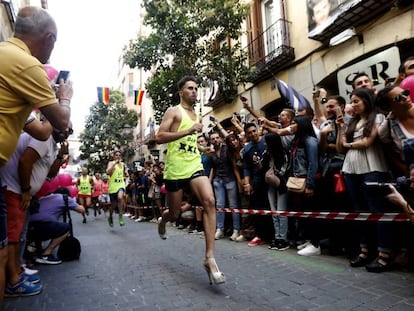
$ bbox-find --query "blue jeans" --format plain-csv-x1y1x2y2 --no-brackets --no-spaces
268,186,288,241
344,171,393,253
0,179,7,248
213,179,240,231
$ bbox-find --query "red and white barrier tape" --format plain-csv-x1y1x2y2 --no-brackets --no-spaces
216,208,410,222
126,205,410,222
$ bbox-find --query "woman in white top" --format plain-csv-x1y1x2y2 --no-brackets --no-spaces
337,88,393,273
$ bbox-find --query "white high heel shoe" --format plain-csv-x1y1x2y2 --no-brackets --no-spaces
158,217,167,240
203,257,225,285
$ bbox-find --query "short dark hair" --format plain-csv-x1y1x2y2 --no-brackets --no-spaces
352,72,370,89
243,122,257,133
177,76,197,91
399,56,414,75
328,95,346,108
375,85,395,112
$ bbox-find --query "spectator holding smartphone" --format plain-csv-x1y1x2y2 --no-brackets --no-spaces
0,6,72,301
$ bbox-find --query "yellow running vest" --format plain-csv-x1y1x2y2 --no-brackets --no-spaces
78,175,92,195
109,163,126,194
164,105,203,180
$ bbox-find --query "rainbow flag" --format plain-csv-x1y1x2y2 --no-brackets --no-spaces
97,87,110,105
134,90,145,106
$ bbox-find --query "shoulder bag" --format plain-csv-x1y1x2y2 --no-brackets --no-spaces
57,194,81,261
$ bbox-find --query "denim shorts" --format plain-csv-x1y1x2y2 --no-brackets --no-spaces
27,221,70,241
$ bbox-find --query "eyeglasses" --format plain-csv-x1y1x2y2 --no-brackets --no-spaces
393,89,410,103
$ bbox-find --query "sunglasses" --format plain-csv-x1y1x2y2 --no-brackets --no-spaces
393,89,410,103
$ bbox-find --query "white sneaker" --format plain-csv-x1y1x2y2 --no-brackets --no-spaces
229,230,239,241
297,241,311,250
24,266,39,275
235,234,246,242
215,229,224,240
297,244,321,256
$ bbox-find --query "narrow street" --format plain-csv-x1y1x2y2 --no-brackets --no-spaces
4,212,414,311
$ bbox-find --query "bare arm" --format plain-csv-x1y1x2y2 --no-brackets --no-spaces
24,119,53,141
313,88,328,123
106,160,117,176
19,147,40,210
242,99,262,120
47,141,69,179
342,123,380,150
386,185,414,223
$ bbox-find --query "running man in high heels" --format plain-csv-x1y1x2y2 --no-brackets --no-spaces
155,76,225,285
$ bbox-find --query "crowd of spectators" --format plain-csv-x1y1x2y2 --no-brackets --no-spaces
123,65,414,275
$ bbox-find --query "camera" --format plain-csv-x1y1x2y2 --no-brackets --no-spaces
364,176,411,195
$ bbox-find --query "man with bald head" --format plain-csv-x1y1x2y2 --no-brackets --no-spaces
0,6,72,300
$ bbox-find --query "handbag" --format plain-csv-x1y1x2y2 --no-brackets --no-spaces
286,177,307,193
147,184,155,199
57,194,81,261
265,167,280,188
333,173,346,193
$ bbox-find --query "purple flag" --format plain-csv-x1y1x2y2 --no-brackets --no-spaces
276,79,311,111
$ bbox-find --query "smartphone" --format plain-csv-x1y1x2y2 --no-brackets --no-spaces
240,95,248,102
56,70,70,84
334,106,343,119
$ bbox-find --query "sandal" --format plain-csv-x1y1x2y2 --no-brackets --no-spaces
365,255,392,273
350,251,369,267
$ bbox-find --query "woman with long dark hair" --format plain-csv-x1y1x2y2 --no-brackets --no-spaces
337,87,392,272
289,115,320,256
264,133,290,251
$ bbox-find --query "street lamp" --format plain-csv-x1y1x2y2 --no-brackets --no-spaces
122,124,133,167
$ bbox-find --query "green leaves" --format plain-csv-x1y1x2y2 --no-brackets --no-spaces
123,0,252,123
79,90,138,173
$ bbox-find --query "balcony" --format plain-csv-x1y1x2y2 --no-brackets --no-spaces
248,18,295,83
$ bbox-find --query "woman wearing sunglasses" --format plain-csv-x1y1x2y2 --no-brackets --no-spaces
377,86,414,176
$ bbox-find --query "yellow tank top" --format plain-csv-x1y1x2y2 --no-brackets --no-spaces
109,163,126,193
78,175,92,195
164,105,203,180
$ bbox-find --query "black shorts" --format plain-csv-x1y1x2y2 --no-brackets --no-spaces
164,170,205,192
109,188,125,204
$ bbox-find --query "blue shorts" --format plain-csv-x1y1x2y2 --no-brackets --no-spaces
27,221,70,242
0,180,8,248
101,194,111,203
